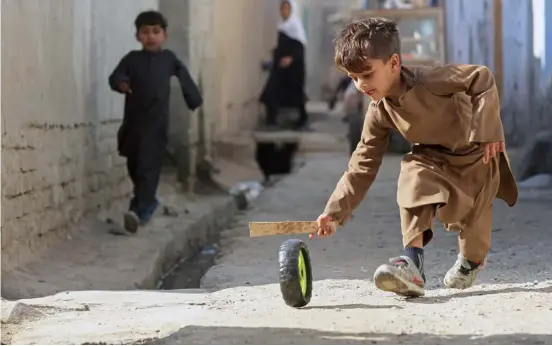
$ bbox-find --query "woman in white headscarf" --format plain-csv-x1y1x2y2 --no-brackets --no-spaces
260,0,309,129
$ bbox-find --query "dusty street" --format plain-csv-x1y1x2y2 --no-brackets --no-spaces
4,128,552,344
193,152,552,344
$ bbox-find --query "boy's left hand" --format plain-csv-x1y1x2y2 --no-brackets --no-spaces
482,142,506,164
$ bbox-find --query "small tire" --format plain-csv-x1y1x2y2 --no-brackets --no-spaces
278,239,313,308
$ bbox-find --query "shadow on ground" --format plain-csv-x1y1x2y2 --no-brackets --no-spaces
403,283,552,305
160,281,552,305
139,325,552,345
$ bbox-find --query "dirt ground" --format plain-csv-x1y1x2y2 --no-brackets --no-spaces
3,109,552,345
192,151,552,345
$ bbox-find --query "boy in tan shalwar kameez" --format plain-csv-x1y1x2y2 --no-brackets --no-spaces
313,18,518,297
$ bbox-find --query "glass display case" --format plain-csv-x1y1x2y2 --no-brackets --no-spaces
327,6,446,154
330,7,445,65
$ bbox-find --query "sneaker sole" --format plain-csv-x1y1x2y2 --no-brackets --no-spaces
443,273,478,290
124,213,139,233
374,267,425,297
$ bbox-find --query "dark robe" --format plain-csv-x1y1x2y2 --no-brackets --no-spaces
108,49,202,216
109,49,202,158
260,32,306,125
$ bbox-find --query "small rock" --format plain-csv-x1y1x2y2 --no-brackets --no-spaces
516,130,552,181
518,174,552,189
162,206,179,217
1,301,46,324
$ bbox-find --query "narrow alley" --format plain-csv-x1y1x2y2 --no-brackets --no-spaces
4,107,552,345
3,0,552,344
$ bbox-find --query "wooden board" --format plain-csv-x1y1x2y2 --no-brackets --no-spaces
249,221,318,237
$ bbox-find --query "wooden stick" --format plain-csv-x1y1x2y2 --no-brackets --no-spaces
249,221,318,238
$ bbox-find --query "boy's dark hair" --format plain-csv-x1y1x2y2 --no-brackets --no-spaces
134,10,168,32
334,18,401,73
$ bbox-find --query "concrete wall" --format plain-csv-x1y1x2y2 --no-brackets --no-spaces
1,0,158,271
160,0,281,173
538,0,552,88
444,0,494,68
297,0,362,101
501,0,536,144
184,0,280,161
444,0,539,145
209,0,280,139
1,0,281,272
160,0,191,161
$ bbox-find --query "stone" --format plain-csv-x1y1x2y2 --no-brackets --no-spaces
516,130,552,181
518,174,552,189
1,299,45,325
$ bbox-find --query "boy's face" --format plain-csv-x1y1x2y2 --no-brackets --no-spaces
346,54,401,101
136,25,166,51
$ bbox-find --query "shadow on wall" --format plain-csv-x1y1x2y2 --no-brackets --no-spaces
142,325,552,344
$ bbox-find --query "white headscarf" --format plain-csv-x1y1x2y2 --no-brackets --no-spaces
277,0,307,46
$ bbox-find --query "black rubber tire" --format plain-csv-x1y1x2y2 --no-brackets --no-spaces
278,239,313,308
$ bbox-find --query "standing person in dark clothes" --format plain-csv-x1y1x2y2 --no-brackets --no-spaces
108,10,203,233
327,75,352,111
260,0,309,130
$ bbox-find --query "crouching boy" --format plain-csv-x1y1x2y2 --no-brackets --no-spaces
313,18,518,297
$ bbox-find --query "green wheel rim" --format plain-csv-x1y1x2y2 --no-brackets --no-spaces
298,249,308,297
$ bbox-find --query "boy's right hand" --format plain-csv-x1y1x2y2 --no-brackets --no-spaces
310,213,338,239
118,82,132,94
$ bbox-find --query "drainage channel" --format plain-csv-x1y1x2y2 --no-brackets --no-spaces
157,243,220,289
156,163,305,290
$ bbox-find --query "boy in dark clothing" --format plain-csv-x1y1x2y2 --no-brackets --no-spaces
312,18,518,297
109,11,203,233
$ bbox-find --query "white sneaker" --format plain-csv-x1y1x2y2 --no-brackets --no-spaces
373,256,425,297
444,253,485,289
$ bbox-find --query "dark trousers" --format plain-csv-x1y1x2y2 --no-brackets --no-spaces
126,148,163,217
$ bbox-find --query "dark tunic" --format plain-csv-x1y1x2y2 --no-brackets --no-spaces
108,49,202,216
260,32,306,109
108,49,203,158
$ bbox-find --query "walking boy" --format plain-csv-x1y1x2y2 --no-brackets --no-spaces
313,18,518,297
109,11,203,233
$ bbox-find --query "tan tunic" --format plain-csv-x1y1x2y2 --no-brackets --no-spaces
324,64,519,228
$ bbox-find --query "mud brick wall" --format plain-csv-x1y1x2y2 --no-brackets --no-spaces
1,0,158,272
1,121,131,270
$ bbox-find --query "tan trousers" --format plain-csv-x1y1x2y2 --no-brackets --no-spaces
400,158,500,263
